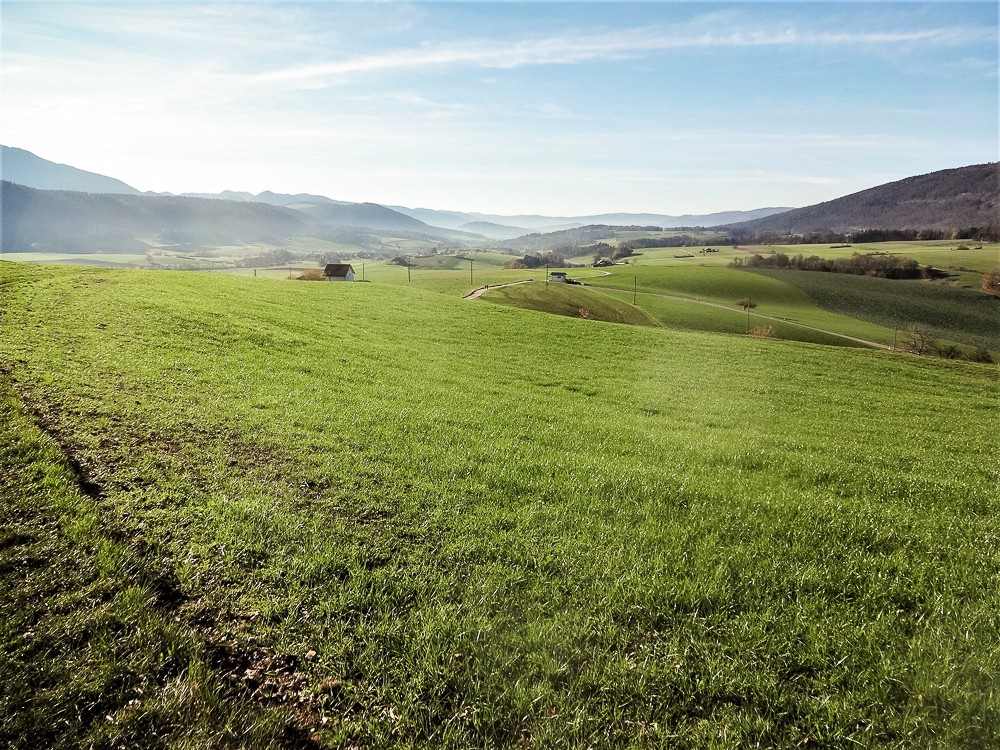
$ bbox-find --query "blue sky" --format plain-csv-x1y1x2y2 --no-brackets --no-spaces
2,1,997,215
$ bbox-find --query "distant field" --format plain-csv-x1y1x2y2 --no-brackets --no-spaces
482,282,659,327
597,287,869,348
586,265,898,347
742,241,1000,278
753,269,1000,351
2,262,997,748
613,245,743,268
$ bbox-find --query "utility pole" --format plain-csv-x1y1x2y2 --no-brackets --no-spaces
740,296,756,333
362,260,365,281
545,264,549,290
407,263,411,282
633,276,637,305
469,257,473,285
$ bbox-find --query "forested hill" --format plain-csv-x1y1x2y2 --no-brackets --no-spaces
726,163,998,235
0,181,308,253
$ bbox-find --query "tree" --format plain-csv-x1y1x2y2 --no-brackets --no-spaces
967,346,993,364
935,343,962,360
901,324,936,355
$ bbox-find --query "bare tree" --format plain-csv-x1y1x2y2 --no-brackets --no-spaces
901,324,936,355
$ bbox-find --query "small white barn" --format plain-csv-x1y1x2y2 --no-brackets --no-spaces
324,263,356,281
550,271,568,283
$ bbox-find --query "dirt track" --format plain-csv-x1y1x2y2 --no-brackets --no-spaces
463,279,535,300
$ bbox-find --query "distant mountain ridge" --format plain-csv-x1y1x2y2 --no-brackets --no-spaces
726,164,999,234
0,146,793,240
5,146,992,250
0,181,307,253
1,145,140,195
388,206,793,234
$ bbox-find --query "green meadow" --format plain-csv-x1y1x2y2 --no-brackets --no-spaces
579,266,899,347
741,241,1000,277
2,262,998,748
753,270,1000,351
482,282,659,327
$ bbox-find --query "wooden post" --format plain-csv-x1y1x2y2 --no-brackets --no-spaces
633,276,637,305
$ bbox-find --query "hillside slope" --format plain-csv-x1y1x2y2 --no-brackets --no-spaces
296,201,482,240
727,163,999,234
0,145,140,195
1,263,997,748
0,182,308,252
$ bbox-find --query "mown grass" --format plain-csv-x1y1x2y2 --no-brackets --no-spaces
1,262,998,748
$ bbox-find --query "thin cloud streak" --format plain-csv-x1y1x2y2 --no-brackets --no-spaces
257,24,989,84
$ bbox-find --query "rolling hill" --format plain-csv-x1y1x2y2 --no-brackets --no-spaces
296,201,482,240
0,181,308,252
0,181,486,255
2,262,997,747
726,163,999,234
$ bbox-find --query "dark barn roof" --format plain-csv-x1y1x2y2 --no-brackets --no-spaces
323,263,355,277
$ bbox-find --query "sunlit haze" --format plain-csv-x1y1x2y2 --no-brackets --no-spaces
2,1,997,216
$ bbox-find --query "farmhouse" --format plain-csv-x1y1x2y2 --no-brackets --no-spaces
550,271,569,283
323,263,356,281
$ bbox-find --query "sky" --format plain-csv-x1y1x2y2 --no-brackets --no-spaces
1,1,997,216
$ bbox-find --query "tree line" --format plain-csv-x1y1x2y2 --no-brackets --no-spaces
728,226,999,245
731,251,939,280
504,251,569,269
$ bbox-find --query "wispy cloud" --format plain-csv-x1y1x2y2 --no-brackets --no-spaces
256,22,990,85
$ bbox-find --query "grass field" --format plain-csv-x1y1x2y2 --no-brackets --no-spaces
753,270,1000,351
740,241,1000,277
583,266,899,347
2,261,998,748
482,282,659,327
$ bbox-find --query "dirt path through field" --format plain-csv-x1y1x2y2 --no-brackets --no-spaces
585,284,892,350
464,279,535,300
